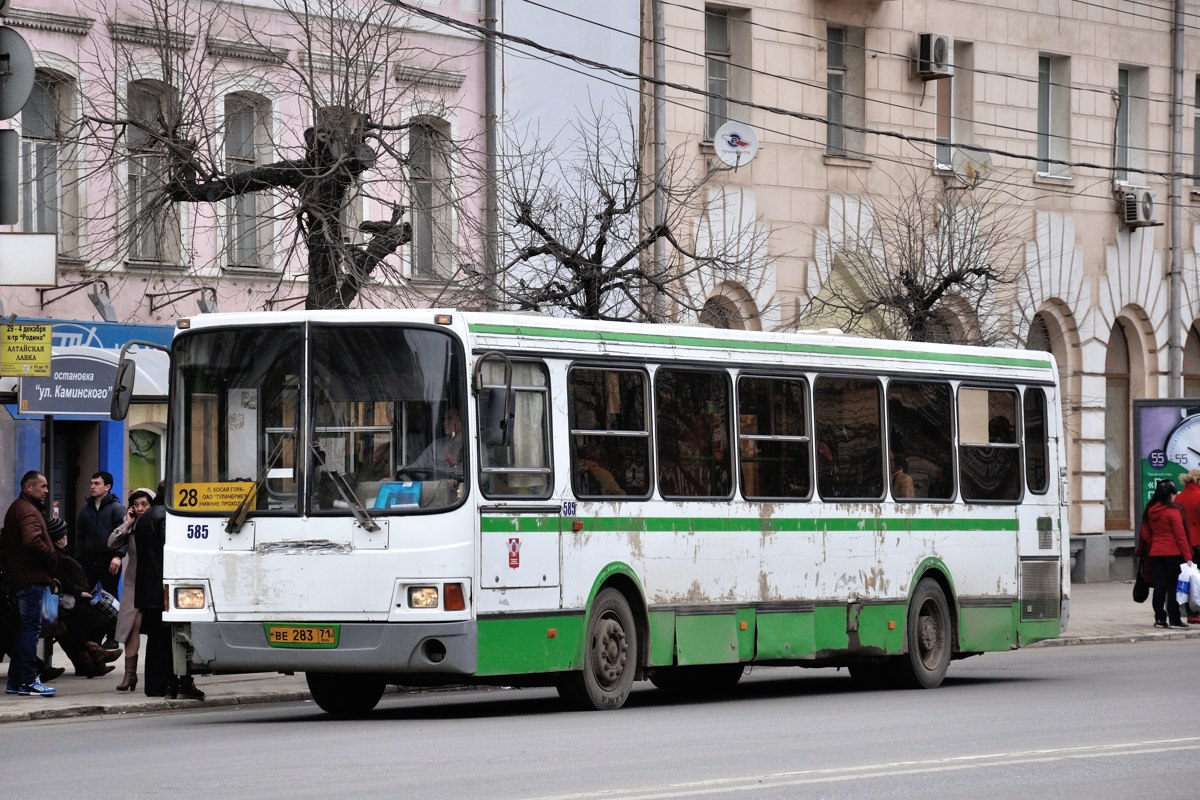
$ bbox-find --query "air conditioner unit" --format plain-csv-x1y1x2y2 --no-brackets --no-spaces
1117,187,1158,228
912,33,953,80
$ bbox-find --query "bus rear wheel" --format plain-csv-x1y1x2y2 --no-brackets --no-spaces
557,588,638,710
306,672,386,716
895,578,952,689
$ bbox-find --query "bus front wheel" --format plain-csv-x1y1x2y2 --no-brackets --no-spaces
306,672,386,716
558,588,638,710
895,578,952,689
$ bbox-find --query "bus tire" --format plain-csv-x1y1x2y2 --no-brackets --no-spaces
650,664,743,695
306,672,386,716
558,588,638,710
895,578,952,689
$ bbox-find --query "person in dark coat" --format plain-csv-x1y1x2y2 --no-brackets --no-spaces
135,483,204,701
2,470,58,696
1137,479,1195,629
75,471,126,600
47,517,122,678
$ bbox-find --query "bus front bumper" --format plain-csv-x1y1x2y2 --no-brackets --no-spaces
176,620,477,676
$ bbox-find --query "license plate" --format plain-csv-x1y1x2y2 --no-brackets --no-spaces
265,624,340,648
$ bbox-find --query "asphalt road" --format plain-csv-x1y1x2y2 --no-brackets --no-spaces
3,641,1197,799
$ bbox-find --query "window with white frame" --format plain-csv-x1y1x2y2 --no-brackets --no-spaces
21,73,65,235
1115,65,1148,182
224,93,270,268
127,80,179,263
827,25,865,157
409,118,452,278
1037,54,1070,177
1194,76,1200,190
934,41,973,169
705,6,749,141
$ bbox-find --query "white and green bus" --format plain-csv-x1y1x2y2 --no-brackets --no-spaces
118,310,1069,714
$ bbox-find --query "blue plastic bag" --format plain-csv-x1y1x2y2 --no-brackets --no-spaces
41,586,59,627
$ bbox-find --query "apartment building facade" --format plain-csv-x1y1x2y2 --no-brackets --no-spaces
653,0,1200,561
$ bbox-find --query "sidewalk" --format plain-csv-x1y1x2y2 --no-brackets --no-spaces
2,581,1197,723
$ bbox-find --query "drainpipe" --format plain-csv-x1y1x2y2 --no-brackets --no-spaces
1168,0,1184,396
651,0,666,322
484,0,500,310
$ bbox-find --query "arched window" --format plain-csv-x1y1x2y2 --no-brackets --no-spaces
699,296,745,330
21,72,68,236
224,92,271,268
127,79,180,264
1105,320,1132,529
409,118,452,278
1184,325,1200,398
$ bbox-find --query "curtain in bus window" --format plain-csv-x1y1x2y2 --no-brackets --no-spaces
958,387,1021,502
569,368,650,498
478,360,551,498
171,325,302,512
309,326,462,512
737,376,810,499
655,369,732,499
1024,388,1049,493
887,381,954,501
814,377,884,500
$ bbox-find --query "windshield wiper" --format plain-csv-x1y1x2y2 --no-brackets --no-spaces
311,443,381,532
226,434,290,534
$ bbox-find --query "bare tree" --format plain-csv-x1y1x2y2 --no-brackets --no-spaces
475,111,776,323
70,0,484,311
802,170,1028,344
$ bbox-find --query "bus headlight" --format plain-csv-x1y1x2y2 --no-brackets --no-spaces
408,586,439,608
174,587,206,609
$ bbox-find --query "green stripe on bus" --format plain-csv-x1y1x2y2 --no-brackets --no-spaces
480,516,1019,534
467,322,1054,371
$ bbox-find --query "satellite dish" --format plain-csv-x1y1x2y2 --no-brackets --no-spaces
0,28,34,120
950,146,992,187
712,122,759,168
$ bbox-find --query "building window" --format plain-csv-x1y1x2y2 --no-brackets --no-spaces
21,73,64,235
1037,54,1070,176
224,93,270,268
827,26,865,156
934,42,973,169
409,119,452,278
127,80,179,263
1116,66,1148,182
705,7,749,141
1186,326,1200,398
1194,76,1200,190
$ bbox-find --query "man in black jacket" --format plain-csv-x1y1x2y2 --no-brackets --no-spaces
75,471,126,601
2,470,58,696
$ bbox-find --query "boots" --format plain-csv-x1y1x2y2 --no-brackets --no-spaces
85,641,122,665
115,655,139,692
174,676,206,701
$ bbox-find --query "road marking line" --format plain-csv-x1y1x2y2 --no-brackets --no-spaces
525,738,1200,800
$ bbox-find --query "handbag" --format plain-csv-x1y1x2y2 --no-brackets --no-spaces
41,585,59,626
90,584,120,622
1132,556,1150,603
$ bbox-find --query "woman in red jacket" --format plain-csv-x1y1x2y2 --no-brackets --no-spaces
1138,479,1194,628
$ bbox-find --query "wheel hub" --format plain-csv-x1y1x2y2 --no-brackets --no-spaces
593,615,628,687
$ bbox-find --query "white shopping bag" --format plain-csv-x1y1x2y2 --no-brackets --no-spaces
1178,564,1193,608
1188,562,1200,613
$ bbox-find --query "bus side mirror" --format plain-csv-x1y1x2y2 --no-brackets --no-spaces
483,387,514,447
111,359,136,421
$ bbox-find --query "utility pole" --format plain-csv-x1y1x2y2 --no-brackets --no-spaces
1168,0,1184,397
650,0,666,322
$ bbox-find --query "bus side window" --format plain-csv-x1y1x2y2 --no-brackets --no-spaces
737,375,811,500
958,387,1021,502
814,376,884,500
1024,388,1049,494
655,368,732,499
477,360,552,499
887,381,954,501
568,368,651,498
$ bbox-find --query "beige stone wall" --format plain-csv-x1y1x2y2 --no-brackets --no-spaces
656,0,1200,535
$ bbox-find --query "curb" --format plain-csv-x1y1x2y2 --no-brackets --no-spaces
1030,630,1200,647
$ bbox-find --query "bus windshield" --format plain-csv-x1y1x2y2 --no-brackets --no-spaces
170,323,466,515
